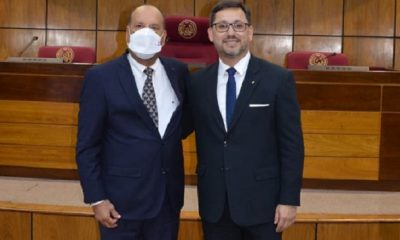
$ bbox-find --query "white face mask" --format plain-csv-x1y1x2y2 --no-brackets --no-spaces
127,27,162,60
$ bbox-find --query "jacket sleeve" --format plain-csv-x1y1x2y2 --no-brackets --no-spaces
276,71,304,206
76,68,107,204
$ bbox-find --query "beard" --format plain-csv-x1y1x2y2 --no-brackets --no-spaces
220,37,248,58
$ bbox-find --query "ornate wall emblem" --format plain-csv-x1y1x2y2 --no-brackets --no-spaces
178,19,197,39
56,47,75,63
309,52,328,66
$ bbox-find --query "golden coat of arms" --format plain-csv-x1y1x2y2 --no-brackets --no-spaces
309,52,328,66
178,19,197,39
56,47,75,63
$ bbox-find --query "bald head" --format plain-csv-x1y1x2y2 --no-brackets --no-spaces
128,5,165,30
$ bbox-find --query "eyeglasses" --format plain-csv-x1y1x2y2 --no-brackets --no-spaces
212,22,250,33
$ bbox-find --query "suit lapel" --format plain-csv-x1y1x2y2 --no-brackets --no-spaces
228,56,261,131
160,57,182,103
206,63,225,132
117,55,159,134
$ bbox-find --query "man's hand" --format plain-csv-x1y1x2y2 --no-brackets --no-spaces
274,204,297,232
92,200,121,228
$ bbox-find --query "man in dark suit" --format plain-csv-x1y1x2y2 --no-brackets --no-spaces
76,5,189,240
188,1,304,239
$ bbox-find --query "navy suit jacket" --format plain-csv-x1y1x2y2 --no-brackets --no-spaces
76,54,189,220
189,55,304,226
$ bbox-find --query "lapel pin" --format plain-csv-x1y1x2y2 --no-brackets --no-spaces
251,81,255,85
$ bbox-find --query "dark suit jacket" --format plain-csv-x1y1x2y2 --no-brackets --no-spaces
76,54,189,220
189,55,304,226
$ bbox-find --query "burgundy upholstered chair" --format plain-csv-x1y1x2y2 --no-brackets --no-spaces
160,16,218,65
286,51,348,70
38,46,96,63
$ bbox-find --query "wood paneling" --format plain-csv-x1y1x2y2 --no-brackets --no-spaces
0,62,91,75
96,31,127,63
0,166,78,179
147,0,194,16
0,0,46,28
184,152,197,175
317,223,400,240
395,39,400,70
304,134,379,158
397,0,400,36
178,220,203,240
297,84,381,111
0,123,77,147
0,29,45,60
0,100,78,125
343,37,394,68
380,113,400,180
98,0,143,30
182,133,196,152
195,0,219,17
382,86,400,112
33,213,99,240
0,210,31,240
344,0,395,36
294,0,343,35
47,30,96,48
303,157,379,180
0,145,76,169
283,223,315,240
293,36,342,53
47,0,96,29
250,35,292,66
247,0,293,34
301,111,381,135
0,74,82,102
294,71,400,84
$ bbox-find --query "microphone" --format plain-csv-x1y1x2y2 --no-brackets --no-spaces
18,36,39,57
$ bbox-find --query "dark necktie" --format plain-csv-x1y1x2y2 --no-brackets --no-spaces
142,67,158,127
226,67,237,128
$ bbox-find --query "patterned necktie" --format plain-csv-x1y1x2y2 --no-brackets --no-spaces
142,67,158,127
226,67,237,128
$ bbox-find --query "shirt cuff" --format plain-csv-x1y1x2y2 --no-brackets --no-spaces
89,200,105,207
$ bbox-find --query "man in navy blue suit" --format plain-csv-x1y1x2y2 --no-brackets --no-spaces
76,4,189,240
188,1,304,239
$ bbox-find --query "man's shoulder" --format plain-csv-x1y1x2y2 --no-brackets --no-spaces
160,56,188,71
250,55,290,75
88,55,126,74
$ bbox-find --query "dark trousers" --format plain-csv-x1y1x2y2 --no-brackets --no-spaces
99,198,180,240
202,200,281,240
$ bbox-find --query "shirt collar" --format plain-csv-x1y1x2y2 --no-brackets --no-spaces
218,51,251,76
127,53,161,75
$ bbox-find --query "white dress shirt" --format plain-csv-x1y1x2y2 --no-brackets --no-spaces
127,54,179,138
217,51,251,130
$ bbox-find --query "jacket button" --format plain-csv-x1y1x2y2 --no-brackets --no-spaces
161,169,167,174
224,140,227,146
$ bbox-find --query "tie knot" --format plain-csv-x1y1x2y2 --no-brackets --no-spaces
144,67,154,78
226,67,236,76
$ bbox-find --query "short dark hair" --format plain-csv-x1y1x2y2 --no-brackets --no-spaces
209,1,251,26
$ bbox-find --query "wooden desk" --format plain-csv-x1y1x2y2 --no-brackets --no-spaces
1,62,399,190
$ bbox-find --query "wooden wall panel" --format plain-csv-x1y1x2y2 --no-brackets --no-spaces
293,36,342,53
382,86,400,112
96,31,127,63
98,0,143,30
46,30,96,48
282,223,315,240
301,111,381,135
195,0,219,17
317,223,400,240
294,0,343,35
47,0,96,29
380,113,400,180
397,0,400,36
395,39,400,70
0,0,46,28
0,210,31,240
250,35,292,66
0,123,77,147
178,220,203,240
0,101,78,125
184,152,197,175
147,0,194,16
343,37,394,68
247,0,293,34
344,0,395,36
303,157,379,180
183,133,196,152
0,145,76,169
33,213,99,240
304,134,379,158
0,29,46,60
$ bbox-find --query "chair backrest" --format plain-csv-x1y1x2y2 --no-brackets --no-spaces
286,51,348,69
160,16,218,65
38,46,96,63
